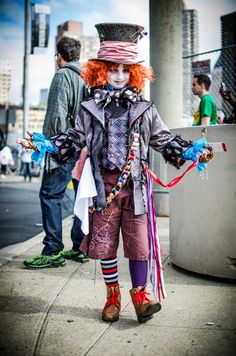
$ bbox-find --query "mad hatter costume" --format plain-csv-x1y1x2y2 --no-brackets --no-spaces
17,23,212,323
51,22,193,323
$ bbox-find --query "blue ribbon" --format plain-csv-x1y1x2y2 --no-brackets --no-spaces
31,133,58,165
182,137,207,172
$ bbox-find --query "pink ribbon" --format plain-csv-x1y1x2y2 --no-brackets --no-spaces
147,171,166,302
97,41,138,63
146,160,198,301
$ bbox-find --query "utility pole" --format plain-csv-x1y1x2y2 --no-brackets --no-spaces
23,0,30,138
149,0,183,216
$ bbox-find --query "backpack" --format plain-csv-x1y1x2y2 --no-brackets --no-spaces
64,64,89,128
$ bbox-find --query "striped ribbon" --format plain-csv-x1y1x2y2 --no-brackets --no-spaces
145,159,198,302
147,171,166,302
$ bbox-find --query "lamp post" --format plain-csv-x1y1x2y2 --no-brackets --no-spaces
23,0,30,138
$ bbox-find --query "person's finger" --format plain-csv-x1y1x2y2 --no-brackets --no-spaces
16,138,32,148
16,138,27,144
27,130,34,137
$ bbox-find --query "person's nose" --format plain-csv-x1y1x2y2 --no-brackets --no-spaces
117,69,124,80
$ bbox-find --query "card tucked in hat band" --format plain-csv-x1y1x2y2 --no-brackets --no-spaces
97,41,138,64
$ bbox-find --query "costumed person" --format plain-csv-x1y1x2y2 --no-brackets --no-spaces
16,23,213,323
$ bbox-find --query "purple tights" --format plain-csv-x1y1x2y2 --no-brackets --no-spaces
129,260,148,288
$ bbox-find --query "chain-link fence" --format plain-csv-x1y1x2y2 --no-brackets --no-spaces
182,44,236,126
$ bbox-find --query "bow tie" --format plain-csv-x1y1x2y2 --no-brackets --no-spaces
94,86,140,108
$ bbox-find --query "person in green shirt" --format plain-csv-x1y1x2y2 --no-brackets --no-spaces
192,74,217,126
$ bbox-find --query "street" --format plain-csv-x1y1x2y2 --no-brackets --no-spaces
0,176,75,249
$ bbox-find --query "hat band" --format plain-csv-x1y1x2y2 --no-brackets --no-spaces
97,41,138,63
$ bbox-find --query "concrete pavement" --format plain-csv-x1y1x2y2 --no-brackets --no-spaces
0,214,236,355
0,173,41,185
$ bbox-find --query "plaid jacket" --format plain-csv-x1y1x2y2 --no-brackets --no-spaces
43,61,85,171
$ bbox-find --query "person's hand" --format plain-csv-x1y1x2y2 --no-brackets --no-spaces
16,131,37,150
199,147,213,163
219,87,229,99
219,88,236,108
217,117,224,124
219,87,233,101
217,110,225,124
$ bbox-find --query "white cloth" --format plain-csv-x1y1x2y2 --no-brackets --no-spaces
0,146,14,166
74,158,97,235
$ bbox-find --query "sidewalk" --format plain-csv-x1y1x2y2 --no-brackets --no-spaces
0,215,235,356
0,174,41,185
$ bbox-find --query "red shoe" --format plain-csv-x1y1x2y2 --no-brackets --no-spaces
102,285,121,322
130,286,161,323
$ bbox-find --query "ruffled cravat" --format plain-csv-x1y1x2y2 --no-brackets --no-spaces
94,86,140,107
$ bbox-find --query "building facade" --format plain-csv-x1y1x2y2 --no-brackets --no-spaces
0,60,12,107
182,9,199,126
56,20,99,66
221,11,236,114
39,88,49,107
6,108,45,148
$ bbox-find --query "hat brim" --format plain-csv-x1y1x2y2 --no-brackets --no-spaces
90,58,144,65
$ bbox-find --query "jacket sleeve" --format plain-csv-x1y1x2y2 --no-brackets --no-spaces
50,106,89,163
43,72,71,137
148,105,192,169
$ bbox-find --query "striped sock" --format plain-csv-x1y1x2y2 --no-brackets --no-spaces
100,256,118,287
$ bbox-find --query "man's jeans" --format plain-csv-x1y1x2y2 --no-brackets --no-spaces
39,159,84,256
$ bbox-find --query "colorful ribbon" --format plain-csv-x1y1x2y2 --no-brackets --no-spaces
145,158,200,301
147,170,166,302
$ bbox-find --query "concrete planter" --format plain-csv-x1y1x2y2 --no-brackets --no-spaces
169,125,236,279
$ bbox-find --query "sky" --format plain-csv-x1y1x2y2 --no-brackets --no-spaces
0,0,236,106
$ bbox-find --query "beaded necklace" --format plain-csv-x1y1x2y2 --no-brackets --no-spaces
106,117,141,205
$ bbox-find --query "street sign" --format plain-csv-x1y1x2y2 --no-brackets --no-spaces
192,59,211,75
31,4,50,54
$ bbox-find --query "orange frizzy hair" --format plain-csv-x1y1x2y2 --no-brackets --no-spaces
81,60,154,91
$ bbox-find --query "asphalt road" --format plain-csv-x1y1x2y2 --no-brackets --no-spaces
0,178,75,249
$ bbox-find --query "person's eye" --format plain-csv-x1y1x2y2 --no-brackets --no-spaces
109,68,118,73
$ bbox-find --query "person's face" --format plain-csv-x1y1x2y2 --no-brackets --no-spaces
55,52,63,69
106,64,130,89
192,78,202,96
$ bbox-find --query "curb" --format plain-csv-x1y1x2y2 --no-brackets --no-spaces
0,215,73,267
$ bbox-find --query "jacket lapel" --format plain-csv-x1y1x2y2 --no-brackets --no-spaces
81,99,105,127
129,101,153,127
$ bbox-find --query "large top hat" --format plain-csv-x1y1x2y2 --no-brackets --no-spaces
93,23,145,64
